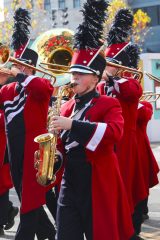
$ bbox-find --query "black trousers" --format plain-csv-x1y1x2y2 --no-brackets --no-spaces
10,164,56,239
56,203,92,240
46,188,58,221
142,198,148,215
0,191,13,226
15,206,56,240
132,200,144,235
56,151,93,240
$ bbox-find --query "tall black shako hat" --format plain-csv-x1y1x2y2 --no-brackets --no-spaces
11,8,38,67
70,0,109,78
105,8,140,68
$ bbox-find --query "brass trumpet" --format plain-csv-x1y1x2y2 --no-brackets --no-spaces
0,45,56,83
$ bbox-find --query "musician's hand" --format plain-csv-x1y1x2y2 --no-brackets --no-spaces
0,74,8,85
34,150,40,169
51,116,73,130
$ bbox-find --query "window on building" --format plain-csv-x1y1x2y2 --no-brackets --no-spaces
146,6,159,26
31,0,34,8
59,0,65,9
73,0,80,8
133,5,160,27
44,0,51,10
158,5,160,25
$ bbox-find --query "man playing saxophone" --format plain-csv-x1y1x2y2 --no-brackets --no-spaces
0,73,19,237
50,1,135,239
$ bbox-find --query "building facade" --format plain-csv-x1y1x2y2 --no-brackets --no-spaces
3,0,160,53
3,0,85,38
43,0,85,31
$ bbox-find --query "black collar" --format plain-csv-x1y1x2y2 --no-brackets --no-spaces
74,90,99,110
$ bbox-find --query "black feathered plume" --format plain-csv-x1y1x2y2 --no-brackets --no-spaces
107,8,133,45
74,0,109,49
125,43,140,68
11,8,31,51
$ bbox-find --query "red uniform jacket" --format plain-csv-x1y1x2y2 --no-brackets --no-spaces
0,76,53,213
0,110,6,168
96,80,106,95
58,95,134,240
97,78,147,212
137,101,159,191
0,110,13,195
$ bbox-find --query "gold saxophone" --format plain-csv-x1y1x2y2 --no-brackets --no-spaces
34,83,76,186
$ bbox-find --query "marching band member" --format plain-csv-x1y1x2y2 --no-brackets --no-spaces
51,1,134,239
136,101,159,223
0,77,18,236
98,9,147,239
0,8,56,240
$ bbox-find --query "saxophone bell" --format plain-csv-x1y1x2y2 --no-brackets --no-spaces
34,133,56,186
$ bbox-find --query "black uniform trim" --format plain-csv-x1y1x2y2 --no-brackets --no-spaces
70,120,96,146
4,88,26,124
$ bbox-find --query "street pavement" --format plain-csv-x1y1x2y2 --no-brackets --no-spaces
0,144,160,240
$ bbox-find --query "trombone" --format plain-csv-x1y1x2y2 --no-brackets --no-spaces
145,72,160,84
0,45,57,84
39,62,70,75
106,61,143,82
140,92,160,102
150,93,160,102
39,59,143,81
